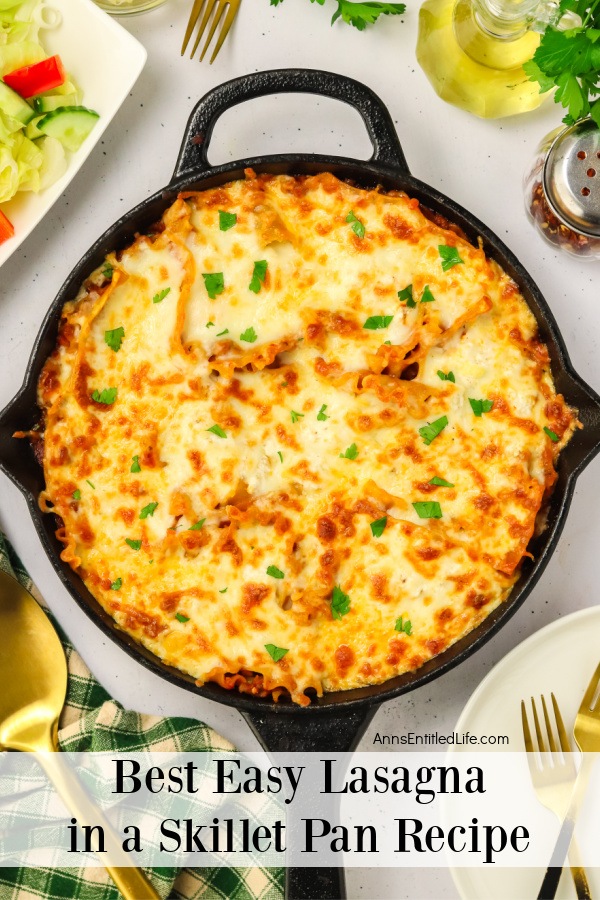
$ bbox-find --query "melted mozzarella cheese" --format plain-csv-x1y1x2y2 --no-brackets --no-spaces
37,172,576,705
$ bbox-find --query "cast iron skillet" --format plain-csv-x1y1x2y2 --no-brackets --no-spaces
1,69,600,898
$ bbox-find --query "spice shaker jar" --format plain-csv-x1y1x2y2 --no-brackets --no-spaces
524,118,600,259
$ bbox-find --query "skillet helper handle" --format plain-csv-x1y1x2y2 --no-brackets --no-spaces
172,68,408,182
35,750,160,900
241,707,376,900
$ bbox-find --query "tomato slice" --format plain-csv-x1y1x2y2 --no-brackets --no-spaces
0,210,15,246
3,55,66,99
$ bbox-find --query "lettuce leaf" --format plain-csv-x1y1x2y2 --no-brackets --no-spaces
0,38,44,76
13,132,43,191
0,144,19,202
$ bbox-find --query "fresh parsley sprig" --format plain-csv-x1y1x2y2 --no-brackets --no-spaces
395,615,413,635
524,4,600,127
265,643,289,662
270,0,406,29
331,585,351,619
91,387,117,405
249,260,268,294
104,327,124,352
370,516,387,537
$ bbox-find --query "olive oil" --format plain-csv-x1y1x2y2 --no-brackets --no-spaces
416,0,546,118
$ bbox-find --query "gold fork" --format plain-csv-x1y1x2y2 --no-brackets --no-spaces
521,694,592,899
181,0,241,64
537,662,600,900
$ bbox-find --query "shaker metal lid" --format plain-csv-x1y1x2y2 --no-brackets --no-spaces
543,118,600,238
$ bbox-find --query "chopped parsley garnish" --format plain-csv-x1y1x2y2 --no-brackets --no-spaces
317,404,329,421
130,455,141,473
202,272,224,299
290,410,304,423
101,263,113,280
438,245,464,271
189,519,206,531
419,415,448,446
126,538,142,551
240,326,257,343
219,210,237,231
175,612,190,623
544,426,560,442
331,585,351,620
207,424,227,438
437,370,455,383
398,284,416,308
421,285,436,303
249,260,268,294
152,287,171,304
206,321,215,328
86,480,95,490
72,489,81,501
265,644,289,662
395,616,413,635
91,387,117,405
346,210,365,238
370,516,387,537
339,443,359,459
277,451,283,462
219,587,228,593
267,565,285,579
140,501,158,519
364,315,394,330
429,476,454,487
469,398,494,417
110,578,122,591
413,500,442,519
105,327,124,352
217,328,229,336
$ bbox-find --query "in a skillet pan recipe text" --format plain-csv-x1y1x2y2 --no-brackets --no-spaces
31,171,577,705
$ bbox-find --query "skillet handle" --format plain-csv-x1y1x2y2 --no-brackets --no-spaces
172,68,408,182
241,705,375,754
241,707,375,900
286,867,345,900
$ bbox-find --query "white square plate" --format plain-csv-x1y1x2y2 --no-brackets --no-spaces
0,0,147,268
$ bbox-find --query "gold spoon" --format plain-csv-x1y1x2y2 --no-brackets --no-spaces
0,567,160,900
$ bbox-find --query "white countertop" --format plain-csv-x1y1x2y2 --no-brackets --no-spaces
1,1,599,897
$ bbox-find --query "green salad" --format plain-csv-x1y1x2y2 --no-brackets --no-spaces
0,0,99,244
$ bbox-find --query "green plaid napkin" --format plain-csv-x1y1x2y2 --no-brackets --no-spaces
0,533,284,900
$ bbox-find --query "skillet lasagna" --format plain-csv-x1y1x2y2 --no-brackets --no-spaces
35,171,577,705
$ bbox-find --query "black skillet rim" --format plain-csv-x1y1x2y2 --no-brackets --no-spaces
1,70,600,719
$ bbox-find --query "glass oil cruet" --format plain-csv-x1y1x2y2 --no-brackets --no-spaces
416,0,577,118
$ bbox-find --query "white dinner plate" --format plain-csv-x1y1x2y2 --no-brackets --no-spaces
447,605,600,900
0,0,146,268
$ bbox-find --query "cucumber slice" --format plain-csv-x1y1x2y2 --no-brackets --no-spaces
33,92,79,114
0,81,34,124
38,105,99,153
25,115,45,140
